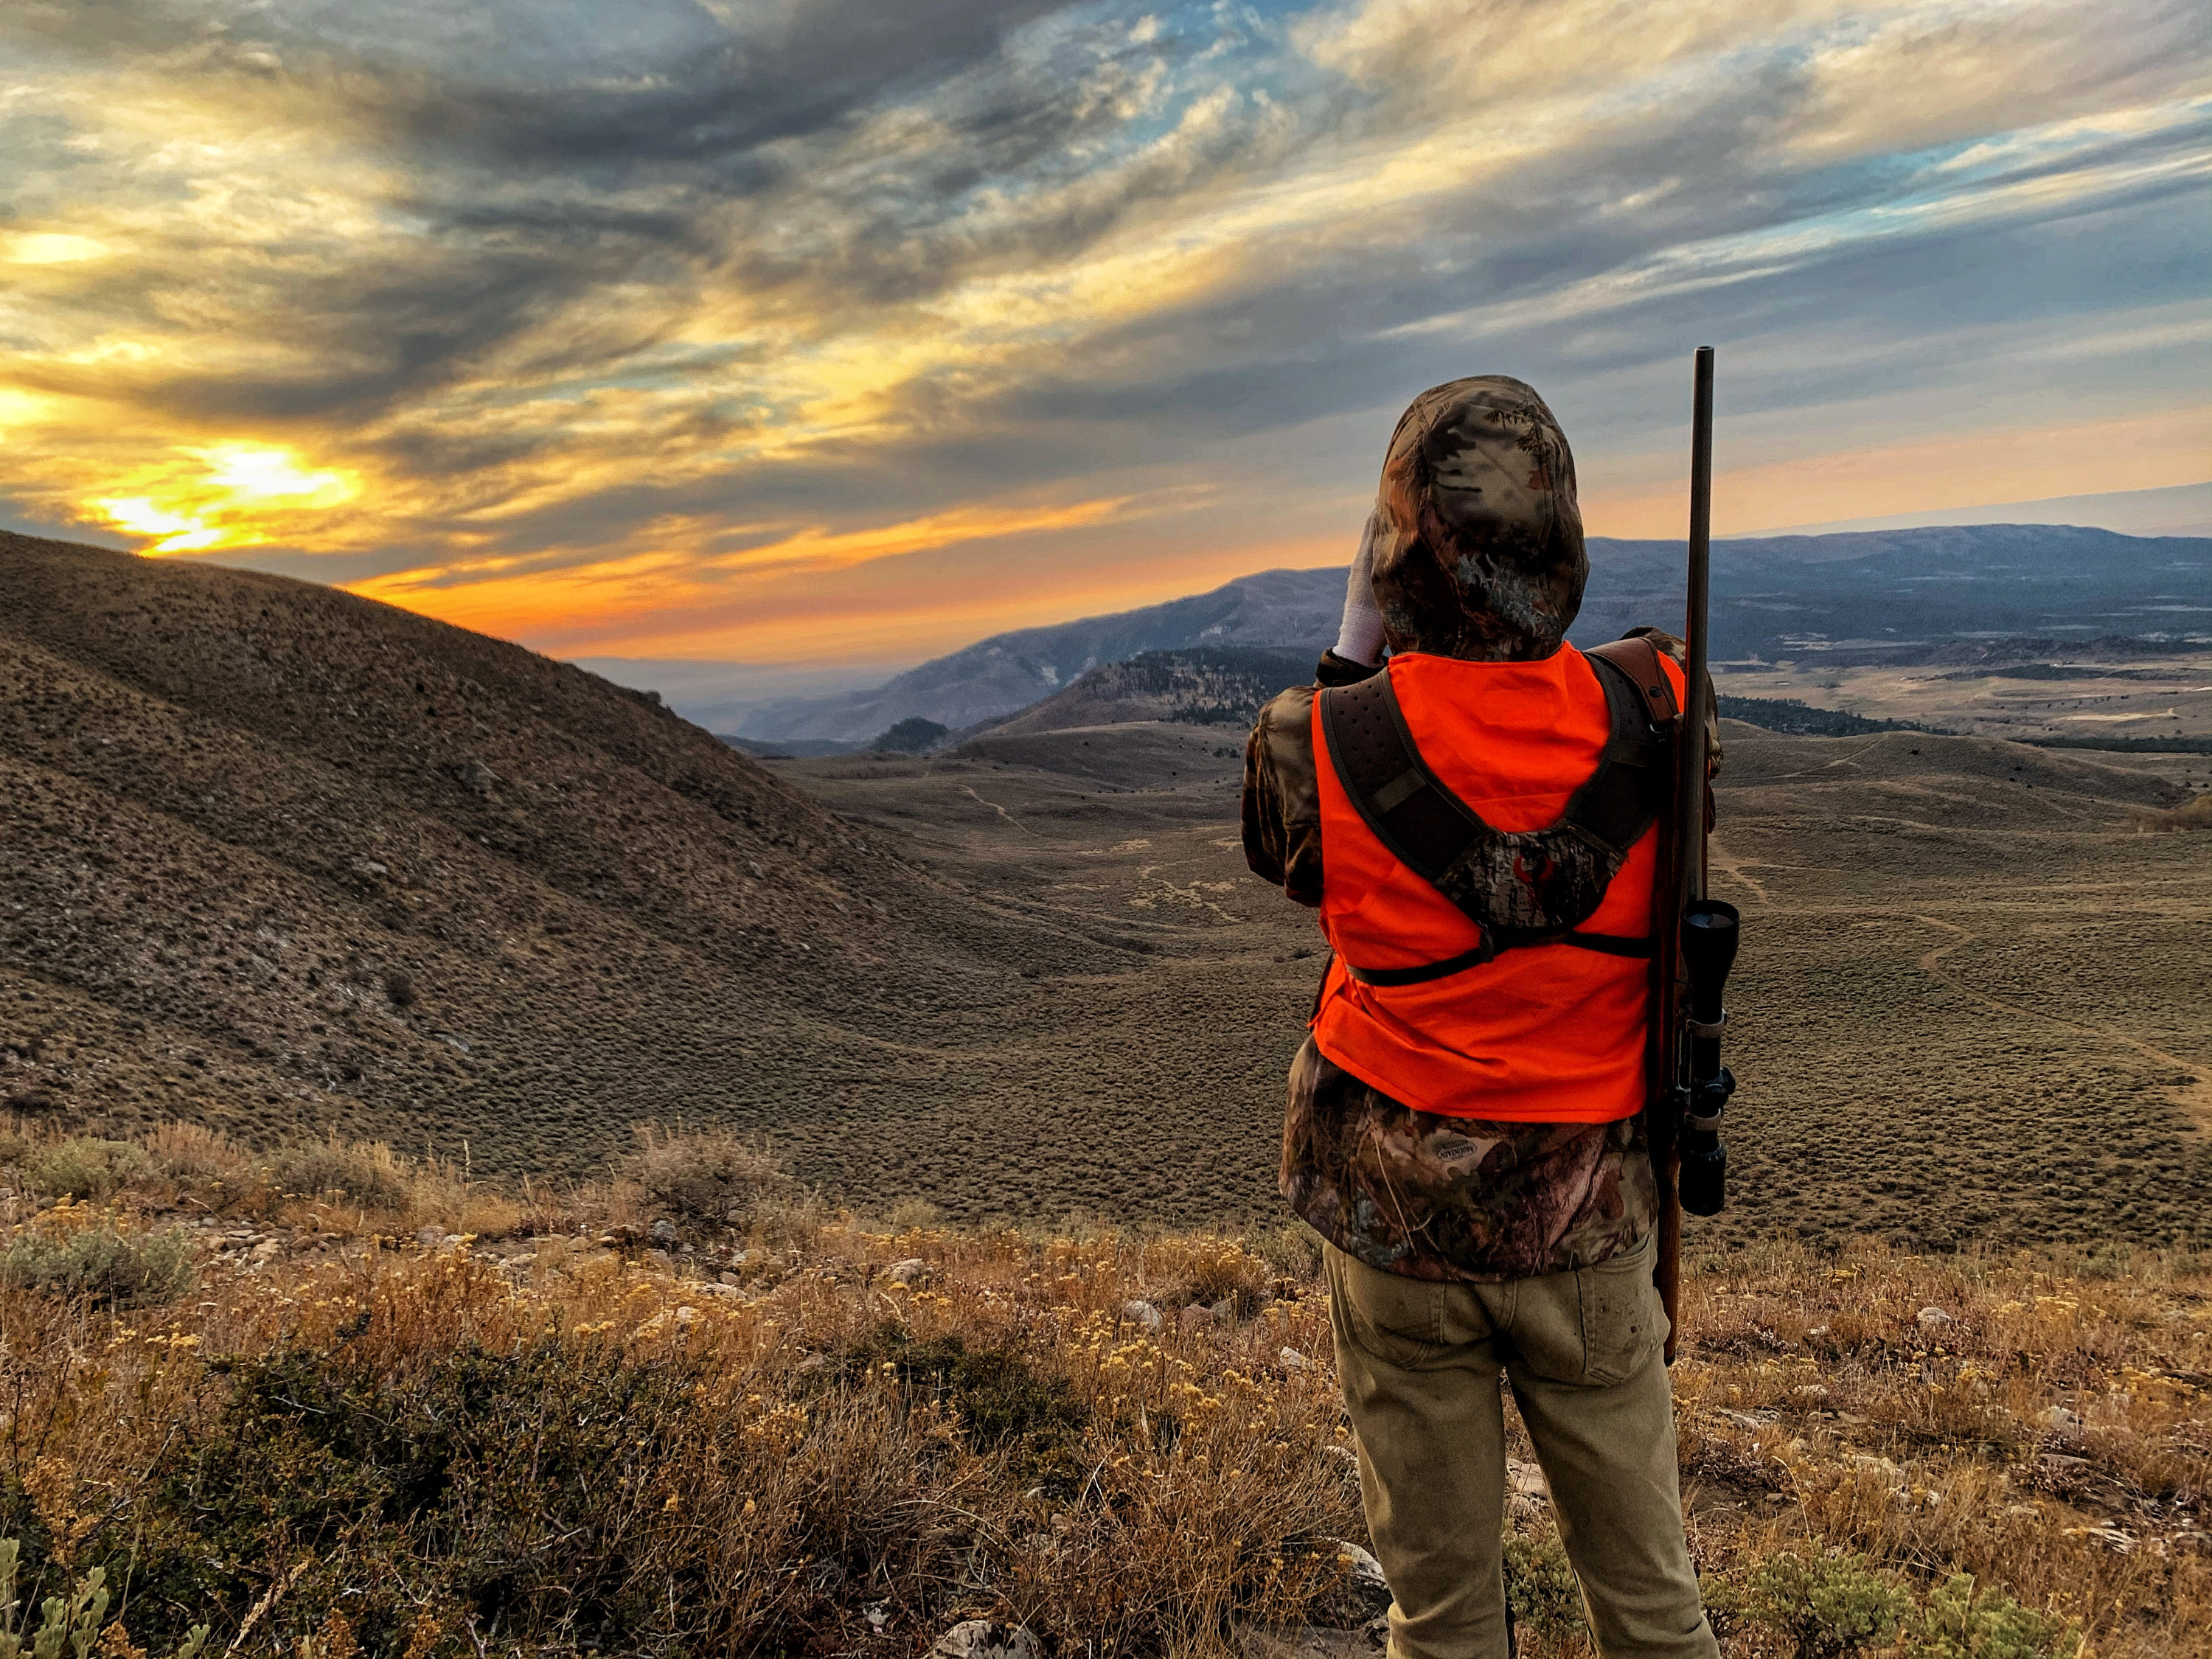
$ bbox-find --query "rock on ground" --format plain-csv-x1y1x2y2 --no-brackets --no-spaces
931,1621,1042,1659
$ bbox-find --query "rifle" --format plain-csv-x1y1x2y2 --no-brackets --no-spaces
1655,345,1742,1364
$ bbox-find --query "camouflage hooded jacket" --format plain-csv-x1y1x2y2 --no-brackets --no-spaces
1241,376,1717,1284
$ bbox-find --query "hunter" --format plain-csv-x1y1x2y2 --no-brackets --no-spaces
1242,375,1719,1659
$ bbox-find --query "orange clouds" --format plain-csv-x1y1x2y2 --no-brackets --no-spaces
346,493,1152,650
2,0,2205,672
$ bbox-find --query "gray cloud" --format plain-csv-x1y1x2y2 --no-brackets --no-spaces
2,0,2205,653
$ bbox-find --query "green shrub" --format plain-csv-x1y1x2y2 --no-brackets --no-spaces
1919,1575,2080,1659
98,1336,824,1654
147,1121,250,1186
0,1539,210,1659
1697,1570,1745,1641
1251,1222,1324,1281
1503,1526,1588,1640
1745,1549,1913,1658
843,1324,1090,1496
23,1138,152,1201
266,1134,411,1207
1,1219,195,1306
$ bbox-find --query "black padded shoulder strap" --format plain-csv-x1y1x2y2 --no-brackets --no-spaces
1318,652,1666,883
1315,666,1478,890
1560,652,1673,861
1317,650,1672,972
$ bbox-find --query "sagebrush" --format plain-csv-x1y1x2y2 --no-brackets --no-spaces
0,1119,2198,1658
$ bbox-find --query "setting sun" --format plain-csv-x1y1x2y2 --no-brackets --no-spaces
92,497,225,554
91,444,362,555
190,444,358,509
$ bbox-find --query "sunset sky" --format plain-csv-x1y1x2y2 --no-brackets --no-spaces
3,0,2206,670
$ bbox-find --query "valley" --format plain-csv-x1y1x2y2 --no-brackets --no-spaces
4,529,2208,1253
773,715,2212,1250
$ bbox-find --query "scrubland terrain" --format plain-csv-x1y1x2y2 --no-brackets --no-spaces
0,531,1193,1187
1,1121,2203,1658
5,529,2208,1246
1712,649,2212,762
4,531,2211,1652
780,715,2211,1250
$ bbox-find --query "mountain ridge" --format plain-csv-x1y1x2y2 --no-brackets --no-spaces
734,525,2209,742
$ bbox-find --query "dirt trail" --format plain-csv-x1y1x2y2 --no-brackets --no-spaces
961,785,1039,835
1904,912,2211,1130
1705,837,1773,905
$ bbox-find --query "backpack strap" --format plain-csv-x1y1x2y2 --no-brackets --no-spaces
1562,642,1675,861
1317,647,1672,981
1316,664,1482,892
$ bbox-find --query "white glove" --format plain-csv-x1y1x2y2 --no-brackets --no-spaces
1332,504,1388,667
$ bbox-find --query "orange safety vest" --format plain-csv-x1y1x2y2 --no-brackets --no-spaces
1310,644,1685,1123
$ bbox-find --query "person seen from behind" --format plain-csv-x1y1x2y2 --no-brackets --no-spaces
1242,375,1720,1659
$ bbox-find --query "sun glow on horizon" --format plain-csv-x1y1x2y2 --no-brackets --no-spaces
94,443,363,554
2,0,2202,661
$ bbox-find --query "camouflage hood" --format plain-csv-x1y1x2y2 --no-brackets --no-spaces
1369,375,1586,661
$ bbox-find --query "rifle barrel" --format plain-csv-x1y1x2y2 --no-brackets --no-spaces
1680,346,1715,910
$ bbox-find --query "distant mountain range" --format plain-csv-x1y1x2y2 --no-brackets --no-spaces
728,525,2209,745
735,568,1346,742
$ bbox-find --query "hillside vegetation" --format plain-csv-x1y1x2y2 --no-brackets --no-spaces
0,1121,2203,1658
978,649,1314,739
0,532,1196,1185
7,531,2208,1253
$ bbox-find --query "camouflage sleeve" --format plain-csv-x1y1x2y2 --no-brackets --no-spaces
1242,651,1388,903
1242,651,1388,902
1242,684,1320,904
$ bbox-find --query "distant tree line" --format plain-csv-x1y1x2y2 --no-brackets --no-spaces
1714,695,1935,737
2025,734,2212,754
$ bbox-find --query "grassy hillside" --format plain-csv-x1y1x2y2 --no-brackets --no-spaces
0,531,1180,1181
0,1121,2201,1658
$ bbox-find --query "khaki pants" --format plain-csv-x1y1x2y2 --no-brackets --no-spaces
1324,1236,1717,1659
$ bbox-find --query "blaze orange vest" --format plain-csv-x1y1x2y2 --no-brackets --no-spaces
1310,644,1685,1123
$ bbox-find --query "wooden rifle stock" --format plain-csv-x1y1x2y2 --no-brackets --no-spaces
1656,345,1715,1364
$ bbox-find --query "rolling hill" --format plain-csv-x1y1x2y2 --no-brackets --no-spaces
5,526,2204,1234
975,647,1313,740
0,530,1153,1180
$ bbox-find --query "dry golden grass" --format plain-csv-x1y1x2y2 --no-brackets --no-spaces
2130,793,2212,833
1663,1242,2209,1657
0,1119,2203,1658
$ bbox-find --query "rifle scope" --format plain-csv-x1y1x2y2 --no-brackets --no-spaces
1677,899,1739,1217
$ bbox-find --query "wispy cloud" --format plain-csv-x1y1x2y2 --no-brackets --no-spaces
348,490,1154,641
1,0,2205,662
